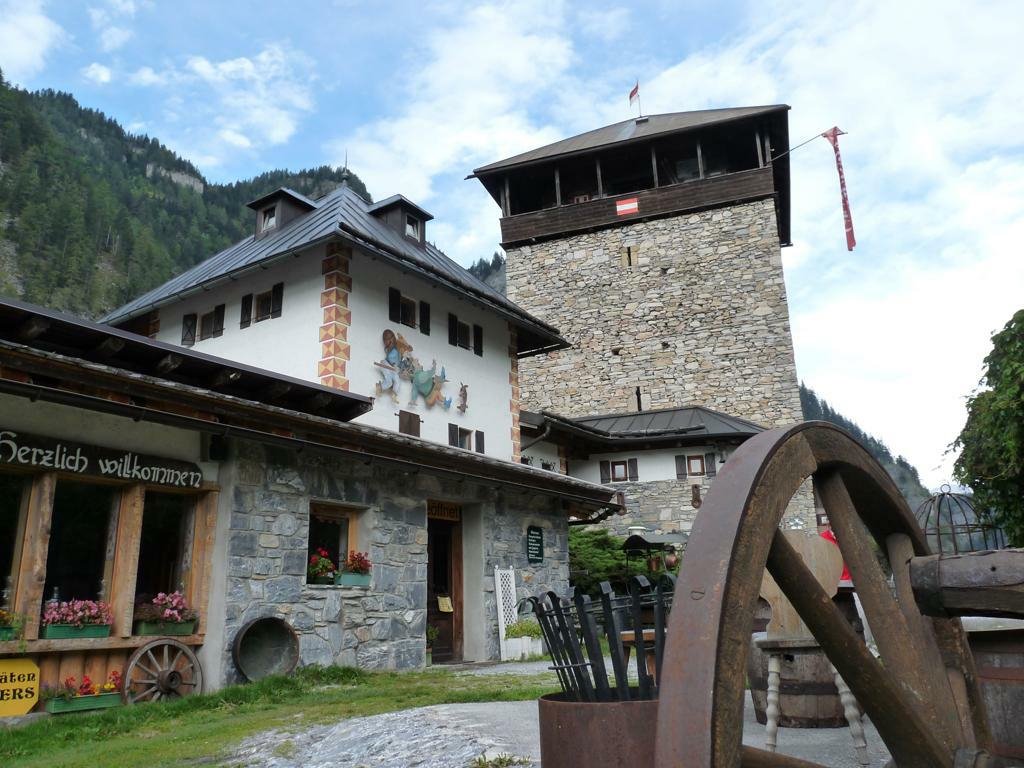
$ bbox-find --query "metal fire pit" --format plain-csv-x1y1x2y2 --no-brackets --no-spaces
538,692,658,768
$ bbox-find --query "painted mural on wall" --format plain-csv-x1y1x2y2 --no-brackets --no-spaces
374,329,460,411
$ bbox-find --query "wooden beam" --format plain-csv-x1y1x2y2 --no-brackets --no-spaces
595,158,603,197
184,491,218,635
554,167,562,207
13,473,56,640
696,141,705,179
305,391,332,412
650,145,659,187
108,485,144,638
156,353,183,374
210,368,241,388
265,381,292,400
18,317,50,341
5,476,31,607
503,176,511,216
0,634,203,655
92,336,125,359
755,130,764,167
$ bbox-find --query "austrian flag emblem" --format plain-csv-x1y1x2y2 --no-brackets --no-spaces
616,197,639,216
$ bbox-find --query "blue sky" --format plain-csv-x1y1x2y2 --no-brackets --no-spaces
2,0,1023,489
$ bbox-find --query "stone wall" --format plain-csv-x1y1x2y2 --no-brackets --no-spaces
506,198,803,430
219,438,568,685
603,476,714,538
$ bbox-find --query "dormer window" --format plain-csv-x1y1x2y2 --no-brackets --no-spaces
261,206,277,232
405,215,420,239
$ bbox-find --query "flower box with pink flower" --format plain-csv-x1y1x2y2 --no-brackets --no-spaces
40,599,113,639
133,591,198,636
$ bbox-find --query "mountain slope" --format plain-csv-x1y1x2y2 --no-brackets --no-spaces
800,383,932,509
0,73,370,318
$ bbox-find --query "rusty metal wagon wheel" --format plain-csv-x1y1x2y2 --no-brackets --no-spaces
656,422,993,768
124,638,204,704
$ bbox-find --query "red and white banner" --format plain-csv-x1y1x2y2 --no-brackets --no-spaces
821,127,856,251
616,197,639,216
628,81,639,105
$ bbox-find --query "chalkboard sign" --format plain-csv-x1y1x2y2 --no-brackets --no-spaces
526,525,544,564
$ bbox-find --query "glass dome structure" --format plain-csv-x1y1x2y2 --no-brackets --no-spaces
914,485,1008,555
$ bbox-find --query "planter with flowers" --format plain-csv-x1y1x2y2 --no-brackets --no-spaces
133,591,198,636
41,600,112,639
308,547,338,585
43,671,123,714
0,608,23,641
336,551,371,587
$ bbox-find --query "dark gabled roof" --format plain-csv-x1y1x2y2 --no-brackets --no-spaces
522,405,765,451
100,185,567,356
246,187,317,211
470,105,789,177
367,194,434,221
0,297,372,423
573,405,765,437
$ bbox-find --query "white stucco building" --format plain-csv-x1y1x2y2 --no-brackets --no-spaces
103,187,566,463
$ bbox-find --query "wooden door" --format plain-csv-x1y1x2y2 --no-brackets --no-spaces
427,518,462,662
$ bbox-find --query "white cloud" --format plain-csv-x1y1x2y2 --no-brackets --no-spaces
576,7,631,42
82,62,113,85
128,65,165,86
125,43,316,168
0,1,65,84
327,1,572,204
100,25,132,51
89,0,138,52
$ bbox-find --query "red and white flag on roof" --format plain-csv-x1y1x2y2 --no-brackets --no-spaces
628,81,639,106
821,127,856,251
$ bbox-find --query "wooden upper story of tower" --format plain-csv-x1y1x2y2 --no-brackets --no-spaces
469,105,791,248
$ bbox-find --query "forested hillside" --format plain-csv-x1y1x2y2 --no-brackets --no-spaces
800,383,932,509
0,72,370,318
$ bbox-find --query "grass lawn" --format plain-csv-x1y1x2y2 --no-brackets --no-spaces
1,666,558,768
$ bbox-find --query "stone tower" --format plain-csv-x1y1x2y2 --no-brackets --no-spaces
471,106,803,432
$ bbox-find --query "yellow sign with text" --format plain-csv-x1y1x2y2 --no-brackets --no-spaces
0,658,40,716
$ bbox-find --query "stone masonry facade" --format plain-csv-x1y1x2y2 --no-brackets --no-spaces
221,438,569,685
508,198,813,527
506,199,803,429
604,476,716,538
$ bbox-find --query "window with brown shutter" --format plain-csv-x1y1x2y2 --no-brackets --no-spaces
199,305,224,340
599,460,611,484
255,290,272,321
181,313,197,346
705,452,717,477
270,282,284,318
627,458,639,481
473,324,483,357
675,455,688,480
474,430,485,454
686,455,706,476
389,288,402,323
399,410,420,437
419,301,430,335
239,294,253,328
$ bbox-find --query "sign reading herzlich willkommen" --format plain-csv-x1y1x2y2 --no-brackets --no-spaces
0,429,203,489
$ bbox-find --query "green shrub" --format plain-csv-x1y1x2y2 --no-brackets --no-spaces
504,619,543,639
569,527,632,596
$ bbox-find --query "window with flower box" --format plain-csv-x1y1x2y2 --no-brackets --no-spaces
135,492,194,602
43,480,118,603
306,503,362,584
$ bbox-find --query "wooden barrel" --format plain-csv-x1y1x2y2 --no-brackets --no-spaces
747,635,847,728
966,624,1024,761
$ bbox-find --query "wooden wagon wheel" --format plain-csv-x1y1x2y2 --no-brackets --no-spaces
656,421,994,768
123,638,204,704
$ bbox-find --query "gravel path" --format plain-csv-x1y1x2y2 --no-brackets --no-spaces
225,661,893,768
